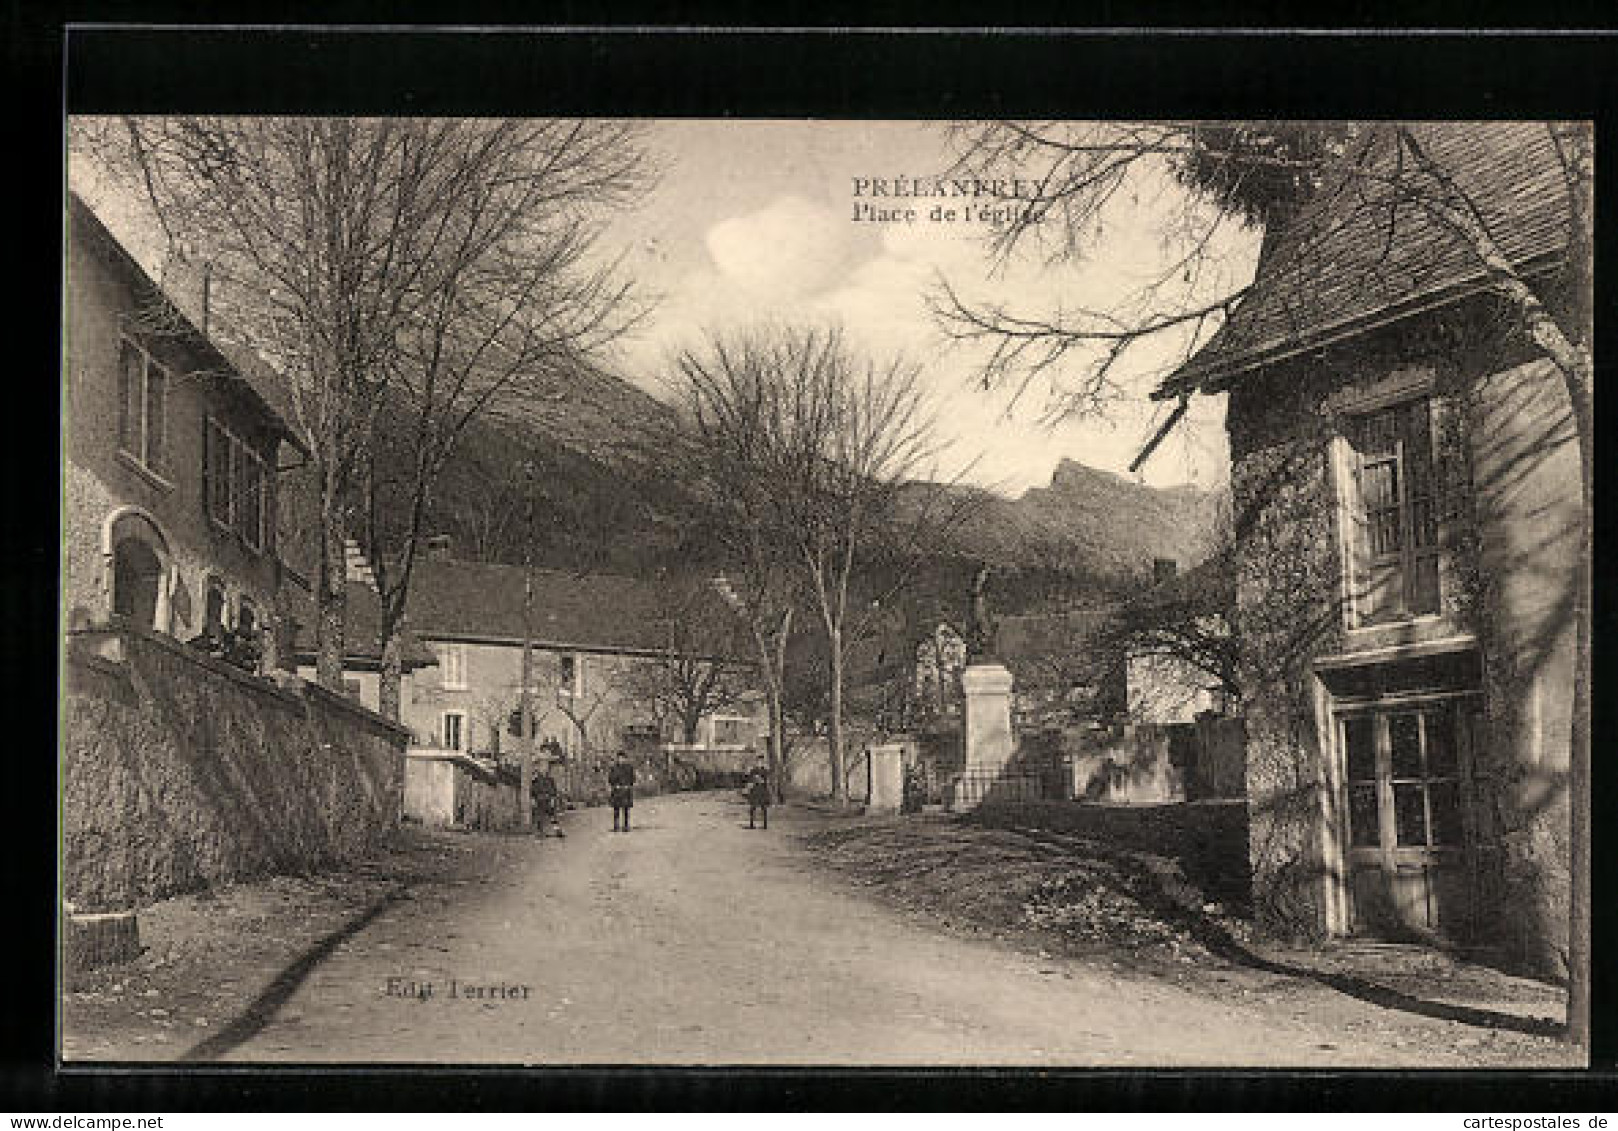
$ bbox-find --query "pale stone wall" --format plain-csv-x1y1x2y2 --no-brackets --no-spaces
62,624,408,911
1465,357,1580,975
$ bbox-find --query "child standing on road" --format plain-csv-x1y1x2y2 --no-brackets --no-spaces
608,751,636,832
745,755,772,830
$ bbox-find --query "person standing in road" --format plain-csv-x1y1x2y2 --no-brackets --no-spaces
745,755,772,830
608,751,636,832
532,760,565,838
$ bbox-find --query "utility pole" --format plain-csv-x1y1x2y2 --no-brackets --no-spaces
518,494,536,832
519,558,535,831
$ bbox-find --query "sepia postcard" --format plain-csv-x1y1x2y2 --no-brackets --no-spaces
55,32,1594,1078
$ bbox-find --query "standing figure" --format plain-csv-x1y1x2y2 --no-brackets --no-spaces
745,755,772,830
965,563,996,662
607,751,636,832
531,761,565,838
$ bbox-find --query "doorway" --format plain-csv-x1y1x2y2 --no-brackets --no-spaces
1338,695,1485,940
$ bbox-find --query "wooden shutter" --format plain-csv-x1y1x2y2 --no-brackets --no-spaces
1336,433,1373,626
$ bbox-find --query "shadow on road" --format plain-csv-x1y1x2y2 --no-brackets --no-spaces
183,886,408,1061
1009,826,1563,1039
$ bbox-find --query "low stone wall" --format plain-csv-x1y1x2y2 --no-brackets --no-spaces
62,624,409,911
965,798,1253,915
403,750,525,831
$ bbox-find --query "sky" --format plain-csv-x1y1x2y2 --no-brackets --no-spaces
598,120,1258,496
69,118,1258,498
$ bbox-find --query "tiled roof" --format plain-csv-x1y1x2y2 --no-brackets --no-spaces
287,579,437,670
403,557,739,657
1157,122,1571,397
68,192,309,455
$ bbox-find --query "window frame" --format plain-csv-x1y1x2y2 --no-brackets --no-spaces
1333,385,1444,630
440,709,468,752
118,336,170,480
203,415,270,553
439,643,468,690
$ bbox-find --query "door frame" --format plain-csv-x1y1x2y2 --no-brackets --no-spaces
1329,688,1484,940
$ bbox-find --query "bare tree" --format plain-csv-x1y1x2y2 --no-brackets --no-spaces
73,116,652,705
674,325,944,805
616,573,753,747
937,119,1592,1046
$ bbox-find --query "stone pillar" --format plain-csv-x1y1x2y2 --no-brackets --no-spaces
868,744,905,813
959,663,1015,810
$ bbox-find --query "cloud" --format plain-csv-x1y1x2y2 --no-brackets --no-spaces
704,195,856,299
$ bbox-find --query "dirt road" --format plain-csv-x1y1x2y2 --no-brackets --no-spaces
164,792,1516,1066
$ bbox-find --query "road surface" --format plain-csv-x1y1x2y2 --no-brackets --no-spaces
208,792,1441,1065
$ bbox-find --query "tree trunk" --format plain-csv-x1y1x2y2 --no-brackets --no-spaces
315,503,346,690
1559,124,1593,1053
828,626,847,805
1566,423,1591,1049
766,686,786,804
379,623,403,723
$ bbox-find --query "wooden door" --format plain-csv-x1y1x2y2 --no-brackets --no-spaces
1340,697,1481,939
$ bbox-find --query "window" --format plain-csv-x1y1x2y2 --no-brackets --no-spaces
107,509,171,632
712,716,748,747
441,710,467,751
203,417,269,552
112,537,165,629
439,644,467,690
118,338,168,476
1342,398,1440,625
559,654,577,695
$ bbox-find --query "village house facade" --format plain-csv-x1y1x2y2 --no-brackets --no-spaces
1156,123,1580,974
299,550,765,763
63,193,304,656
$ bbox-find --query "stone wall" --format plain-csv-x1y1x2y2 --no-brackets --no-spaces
62,623,409,911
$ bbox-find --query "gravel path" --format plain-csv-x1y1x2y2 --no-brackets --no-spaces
143,792,1523,1066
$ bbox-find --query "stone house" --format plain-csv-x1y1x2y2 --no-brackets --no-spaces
308,551,764,764
63,192,305,655
1153,123,1580,973
61,193,411,919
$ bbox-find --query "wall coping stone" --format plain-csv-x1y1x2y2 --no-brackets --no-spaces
66,620,411,743
299,677,413,743
67,621,304,708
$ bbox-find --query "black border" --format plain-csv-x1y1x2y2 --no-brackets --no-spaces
11,15,1618,1111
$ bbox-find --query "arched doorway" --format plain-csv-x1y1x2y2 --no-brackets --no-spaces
103,508,173,633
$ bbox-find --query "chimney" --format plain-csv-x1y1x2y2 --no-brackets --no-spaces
425,534,455,559
1152,557,1178,585
160,245,214,339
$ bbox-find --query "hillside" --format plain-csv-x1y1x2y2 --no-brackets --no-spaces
281,366,1224,616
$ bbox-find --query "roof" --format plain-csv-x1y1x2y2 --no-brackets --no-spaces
402,557,743,658
1157,122,1571,398
287,579,438,670
68,192,309,456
